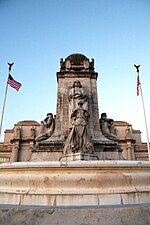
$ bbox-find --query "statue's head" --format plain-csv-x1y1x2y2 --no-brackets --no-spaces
78,100,83,106
47,113,53,118
73,80,82,88
101,113,107,118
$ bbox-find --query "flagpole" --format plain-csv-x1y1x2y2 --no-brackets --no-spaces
134,65,150,161
0,63,14,139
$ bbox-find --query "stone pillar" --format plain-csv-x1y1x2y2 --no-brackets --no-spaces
48,53,107,142
11,127,21,162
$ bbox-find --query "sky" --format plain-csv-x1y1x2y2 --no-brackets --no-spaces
0,0,150,142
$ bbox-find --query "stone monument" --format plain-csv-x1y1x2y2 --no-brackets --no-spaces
31,53,122,161
0,54,149,225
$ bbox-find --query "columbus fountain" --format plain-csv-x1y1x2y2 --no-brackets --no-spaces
0,53,149,225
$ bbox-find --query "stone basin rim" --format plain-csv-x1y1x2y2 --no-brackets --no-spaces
0,160,149,169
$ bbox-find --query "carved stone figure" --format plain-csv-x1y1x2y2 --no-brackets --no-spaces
100,113,118,141
63,100,94,155
35,113,55,143
68,80,88,111
60,58,65,70
89,58,94,70
83,58,90,70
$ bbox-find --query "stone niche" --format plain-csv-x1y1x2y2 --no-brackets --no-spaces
31,53,122,161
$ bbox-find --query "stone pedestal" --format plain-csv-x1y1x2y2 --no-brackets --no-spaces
31,140,123,161
94,141,124,160
31,140,63,161
60,152,99,161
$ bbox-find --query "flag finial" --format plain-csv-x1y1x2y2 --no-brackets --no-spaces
134,64,140,73
8,62,14,72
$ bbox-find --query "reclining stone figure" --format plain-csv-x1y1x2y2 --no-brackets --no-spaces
100,113,118,142
35,113,55,143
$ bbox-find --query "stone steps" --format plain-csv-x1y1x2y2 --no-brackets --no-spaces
0,203,149,225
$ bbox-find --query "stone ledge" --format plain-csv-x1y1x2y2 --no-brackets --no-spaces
0,160,149,169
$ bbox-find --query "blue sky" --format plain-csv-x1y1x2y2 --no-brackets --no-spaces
0,0,150,142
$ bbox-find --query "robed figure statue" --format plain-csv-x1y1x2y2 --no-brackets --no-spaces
63,100,94,155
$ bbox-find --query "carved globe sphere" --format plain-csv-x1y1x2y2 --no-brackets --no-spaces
65,53,88,65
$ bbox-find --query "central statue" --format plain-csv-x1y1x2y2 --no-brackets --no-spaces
63,99,94,155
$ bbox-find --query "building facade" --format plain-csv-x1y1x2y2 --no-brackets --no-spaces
0,118,148,162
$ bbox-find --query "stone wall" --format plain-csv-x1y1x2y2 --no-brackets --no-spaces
0,161,149,206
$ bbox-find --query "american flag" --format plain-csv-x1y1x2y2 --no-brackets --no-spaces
137,74,140,96
7,74,22,91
